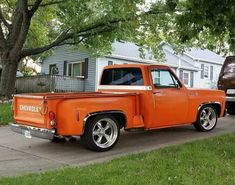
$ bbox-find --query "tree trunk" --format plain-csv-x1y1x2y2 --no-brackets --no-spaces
0,59,19,99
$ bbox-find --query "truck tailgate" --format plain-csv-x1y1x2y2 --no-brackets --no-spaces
14,95,48,128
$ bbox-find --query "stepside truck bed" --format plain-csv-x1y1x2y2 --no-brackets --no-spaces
11,92,140,140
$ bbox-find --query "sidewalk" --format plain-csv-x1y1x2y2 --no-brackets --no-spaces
0,115,234,177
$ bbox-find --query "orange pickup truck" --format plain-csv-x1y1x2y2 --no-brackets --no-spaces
10,64,226,151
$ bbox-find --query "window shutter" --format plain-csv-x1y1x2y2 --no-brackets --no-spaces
201,64,204,79
68,63,72,76
63,61,67,76
190,71,194,87
210,66,213,80
83,58,89,79
179,69,183,81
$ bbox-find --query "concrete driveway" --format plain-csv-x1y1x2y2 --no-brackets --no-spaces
0,115,234,177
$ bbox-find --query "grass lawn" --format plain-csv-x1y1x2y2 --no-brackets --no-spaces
0,104,13,125
1,132,235,185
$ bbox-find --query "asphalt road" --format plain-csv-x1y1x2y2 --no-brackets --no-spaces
0,115,234,177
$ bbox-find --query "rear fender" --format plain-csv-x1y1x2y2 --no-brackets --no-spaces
82,110,127,134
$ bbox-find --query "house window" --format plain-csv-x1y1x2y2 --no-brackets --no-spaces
210,65,213,81
68,62,85,77
49,64,58,75
151,70,160,85
204,65,209,79
183,72,189,86
108,61,113,66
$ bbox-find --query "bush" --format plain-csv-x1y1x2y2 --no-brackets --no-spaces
0,103,13,125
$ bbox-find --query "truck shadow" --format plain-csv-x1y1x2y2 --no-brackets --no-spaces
29,125,199,152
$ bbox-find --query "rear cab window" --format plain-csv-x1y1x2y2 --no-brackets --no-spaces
101,68,144,85
223,60,235,74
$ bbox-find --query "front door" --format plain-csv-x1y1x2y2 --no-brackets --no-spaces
150,68,189,128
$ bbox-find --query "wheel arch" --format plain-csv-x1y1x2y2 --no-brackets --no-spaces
83,110,127,133
197,102,221,117
193,102,219,132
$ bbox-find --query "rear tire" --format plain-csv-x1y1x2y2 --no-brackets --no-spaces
81,115,120,152
193,105,218,132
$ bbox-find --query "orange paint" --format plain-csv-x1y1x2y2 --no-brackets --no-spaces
13,64,226,136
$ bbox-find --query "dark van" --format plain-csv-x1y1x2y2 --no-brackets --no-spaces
218,56,235,115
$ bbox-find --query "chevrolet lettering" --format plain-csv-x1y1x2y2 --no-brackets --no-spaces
19,105,41,113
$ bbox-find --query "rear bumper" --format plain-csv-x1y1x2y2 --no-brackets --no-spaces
226,96,235,102
9,123,55,140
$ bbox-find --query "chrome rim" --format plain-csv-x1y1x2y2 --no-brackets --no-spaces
200,107,217,130
92,118,118,148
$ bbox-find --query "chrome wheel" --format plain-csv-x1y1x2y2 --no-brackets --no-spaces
92,118,118,149
199,107,217,130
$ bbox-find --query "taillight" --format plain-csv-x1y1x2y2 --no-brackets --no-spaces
49,111,56,127
49,111,56,120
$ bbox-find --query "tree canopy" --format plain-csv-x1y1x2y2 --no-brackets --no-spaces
0,0,147,59
0,0,234,97
143,0,235,55
0,0,147,97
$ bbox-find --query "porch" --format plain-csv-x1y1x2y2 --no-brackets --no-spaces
15,75,85,93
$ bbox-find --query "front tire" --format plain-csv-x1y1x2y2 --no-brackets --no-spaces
81,115,120,152
193,105,218,132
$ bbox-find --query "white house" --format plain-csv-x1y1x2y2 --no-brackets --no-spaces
162,43,224,88
40,42,224,92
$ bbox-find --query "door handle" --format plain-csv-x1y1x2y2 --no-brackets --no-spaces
153,91,161,94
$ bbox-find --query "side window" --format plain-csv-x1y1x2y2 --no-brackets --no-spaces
101,68,144,85
151,69,180,88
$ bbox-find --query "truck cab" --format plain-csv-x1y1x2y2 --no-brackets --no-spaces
99,65,189,127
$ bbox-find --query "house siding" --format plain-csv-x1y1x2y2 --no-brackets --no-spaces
194,61,222,89
163,44,224,89
84,57,96,91
41,46,96,92
40,43,224,91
